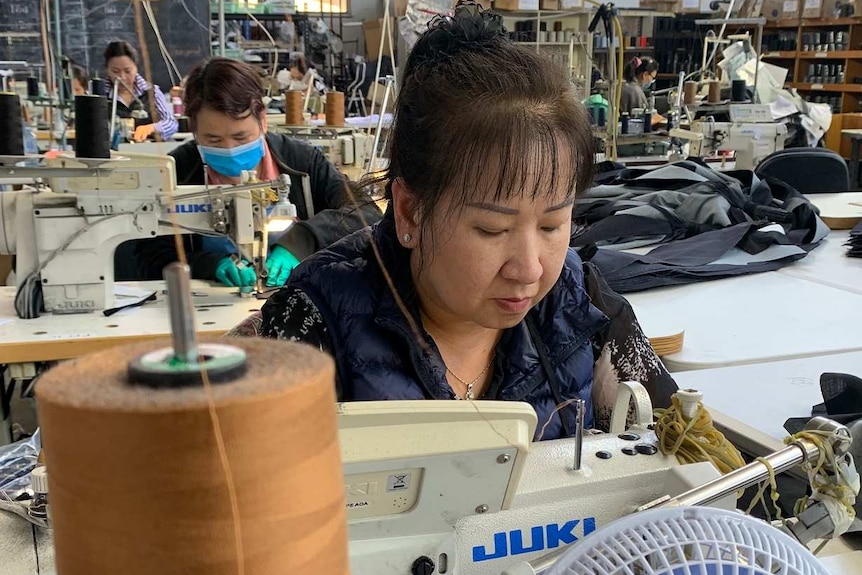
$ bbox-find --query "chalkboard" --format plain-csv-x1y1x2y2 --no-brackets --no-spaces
0,0,44,68
1,0,211,93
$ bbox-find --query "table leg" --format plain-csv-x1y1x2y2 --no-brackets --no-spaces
1,371,12,445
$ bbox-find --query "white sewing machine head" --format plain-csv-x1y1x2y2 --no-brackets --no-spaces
340,397,729,575
268,124,375,168
0,152,284,315
669,105,787,170
688,120,786,170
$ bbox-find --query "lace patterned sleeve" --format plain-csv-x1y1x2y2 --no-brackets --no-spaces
260,286,334,355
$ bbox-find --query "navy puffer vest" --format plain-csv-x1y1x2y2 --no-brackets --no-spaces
284,214,608,440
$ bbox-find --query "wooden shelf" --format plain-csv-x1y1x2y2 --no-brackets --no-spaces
800,17,862,27
765,19,803,29
594,47,655,53
790,82,862,92
654,13,862,115
762,51,797,58
211,12,293,20
798,50,862,59
496,9,583,18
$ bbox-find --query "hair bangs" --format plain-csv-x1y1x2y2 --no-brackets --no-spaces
431,97,593,220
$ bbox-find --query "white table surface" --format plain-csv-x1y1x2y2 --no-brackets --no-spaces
672,351,862,450
627,262,862,372
0,280,263,364
778,231,862,295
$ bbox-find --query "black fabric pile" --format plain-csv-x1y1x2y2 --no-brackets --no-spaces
572,159,831,293
785,373,862,435
847,220,862,258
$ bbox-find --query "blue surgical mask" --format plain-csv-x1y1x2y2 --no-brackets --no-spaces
643,80,655,90
197,136,265,177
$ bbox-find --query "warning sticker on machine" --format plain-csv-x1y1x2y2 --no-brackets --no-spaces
387,473,411,492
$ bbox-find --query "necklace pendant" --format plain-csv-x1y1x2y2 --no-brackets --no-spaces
464,383,475,401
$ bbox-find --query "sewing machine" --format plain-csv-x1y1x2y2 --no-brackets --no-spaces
268,125,376,168
1,383,729,574
4,378,856,574
672,106,787,170
342,387,730,575
0,152,282,314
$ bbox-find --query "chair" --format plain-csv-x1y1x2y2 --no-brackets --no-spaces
346,57,367,118
754,147,850,193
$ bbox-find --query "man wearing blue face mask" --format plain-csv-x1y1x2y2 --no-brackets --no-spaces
117,58,382,288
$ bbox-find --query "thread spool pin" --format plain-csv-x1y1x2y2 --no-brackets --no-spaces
127,263,248,387
572,398,585,471
676,388,703,421
165,262,198,363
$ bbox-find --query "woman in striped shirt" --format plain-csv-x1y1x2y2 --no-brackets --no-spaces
104,40,178,142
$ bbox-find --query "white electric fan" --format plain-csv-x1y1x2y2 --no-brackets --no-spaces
546,506,830,575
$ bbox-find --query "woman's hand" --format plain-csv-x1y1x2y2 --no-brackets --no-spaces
133,123,156,142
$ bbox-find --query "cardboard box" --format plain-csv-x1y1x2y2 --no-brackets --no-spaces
740,0,765,17
363,18,395,61
493,0,540,10
680,0,702,13
540,0,560,8
760,0,784,18
640,0,681,10
802,0,823,17
801,0,842,17
781,0,800,18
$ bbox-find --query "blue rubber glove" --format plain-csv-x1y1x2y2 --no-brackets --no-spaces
215,256,257,287
265,246,301,287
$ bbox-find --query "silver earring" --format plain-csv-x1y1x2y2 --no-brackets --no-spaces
402,233,412,243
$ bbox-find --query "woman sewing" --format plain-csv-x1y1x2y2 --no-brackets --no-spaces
620,56,659,114
104,40,178,142
255,1,675,440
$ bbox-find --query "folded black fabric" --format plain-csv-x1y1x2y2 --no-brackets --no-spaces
573,159,829,292
847,220,862,258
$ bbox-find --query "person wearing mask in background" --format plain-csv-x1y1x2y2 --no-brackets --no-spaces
71,64,89,96
104,40,178,142
119,57,381,288
620,56,658,114
254,2,674,439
